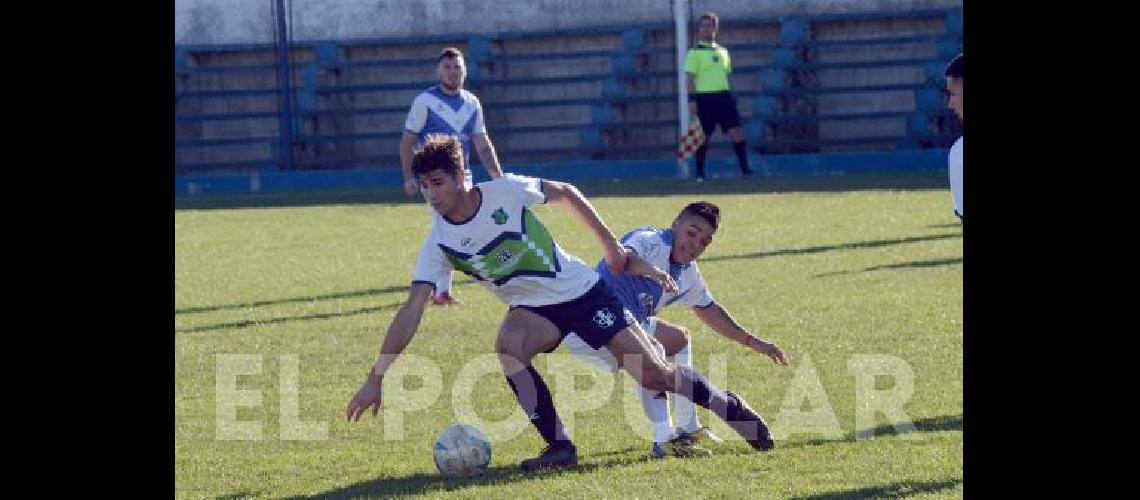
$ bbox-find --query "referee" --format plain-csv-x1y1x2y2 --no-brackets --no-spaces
685,11,753,181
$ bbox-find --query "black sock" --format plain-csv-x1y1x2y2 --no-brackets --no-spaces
694,145,708,177
733,141,751,173
672,365,739,421
505,365,571,447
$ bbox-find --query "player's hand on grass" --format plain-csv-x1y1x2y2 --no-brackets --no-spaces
346,371,384,421
403,178,419,197
748,338,789,366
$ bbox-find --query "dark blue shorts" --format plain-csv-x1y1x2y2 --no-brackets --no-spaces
514,279,631,351
693,91,743,134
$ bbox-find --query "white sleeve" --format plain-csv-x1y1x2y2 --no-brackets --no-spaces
948,137,963,216
622,229,667,263
404,93,429,133
411,234,451,288
499,173,547,206
678,264,715,308
471,96,487,135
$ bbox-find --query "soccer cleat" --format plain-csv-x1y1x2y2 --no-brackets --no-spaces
724,391,775,452
652,434,712,459
678,426,723,447
519,442,578,471
431,291,461,306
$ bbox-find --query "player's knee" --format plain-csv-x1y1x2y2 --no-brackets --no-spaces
495,334,528,367
676,326,691,346
659,326,690,355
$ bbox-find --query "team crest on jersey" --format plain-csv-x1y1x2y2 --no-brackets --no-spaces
460,237,474,248
497,248,515,264
491,207,509,225
593,308,616,328
638,292,655,312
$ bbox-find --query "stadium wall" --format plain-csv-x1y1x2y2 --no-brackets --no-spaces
176,0,962,45
175,149,950,195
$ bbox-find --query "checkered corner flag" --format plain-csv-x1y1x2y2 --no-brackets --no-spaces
677,119,706,159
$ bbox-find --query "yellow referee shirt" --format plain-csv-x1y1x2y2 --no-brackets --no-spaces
685,41,732,93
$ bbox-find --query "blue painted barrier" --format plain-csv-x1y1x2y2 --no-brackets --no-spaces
175,149,951,196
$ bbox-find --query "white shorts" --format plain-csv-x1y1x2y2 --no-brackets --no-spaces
561,317,664,373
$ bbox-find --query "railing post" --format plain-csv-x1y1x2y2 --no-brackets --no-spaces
273,0,296,171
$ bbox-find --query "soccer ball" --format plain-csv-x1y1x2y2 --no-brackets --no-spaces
433,423,491,478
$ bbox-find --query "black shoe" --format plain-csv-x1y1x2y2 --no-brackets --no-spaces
520,442,578,471
724,391,775,452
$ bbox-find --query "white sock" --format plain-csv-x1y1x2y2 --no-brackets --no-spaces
671,342,701,433
639,385,675,444
435,271,453,297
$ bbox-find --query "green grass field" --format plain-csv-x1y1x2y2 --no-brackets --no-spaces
175,173,963,499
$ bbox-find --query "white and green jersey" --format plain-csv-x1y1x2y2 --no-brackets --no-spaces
412,174,600,307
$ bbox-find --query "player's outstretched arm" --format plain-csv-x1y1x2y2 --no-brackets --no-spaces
623,252,679,294
398,131,420,196
472,133,503,179
692,302,789,366
346,282,435,421
541,180,627,273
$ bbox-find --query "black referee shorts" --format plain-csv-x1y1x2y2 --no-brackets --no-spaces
693,91,742,135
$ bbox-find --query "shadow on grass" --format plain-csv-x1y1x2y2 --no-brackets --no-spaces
215,493,259,500
175,172,947,211
175,302,402,333
863,258,962,272
284,415,962,498
780,414,962,450
704,233,960,264
176,285,410,315
285,453,656,499
790,478,962,500
813,257,963,278
176,279,478,316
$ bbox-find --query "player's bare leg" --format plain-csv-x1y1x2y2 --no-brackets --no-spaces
728,126,753,177
606,323,774,451
496,308,578,470
654,319,722,447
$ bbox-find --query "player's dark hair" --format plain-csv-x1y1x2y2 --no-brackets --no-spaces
699,12,719,27
944,53,963,78
439,47,463,62
679,201,720,230
412,134,464,179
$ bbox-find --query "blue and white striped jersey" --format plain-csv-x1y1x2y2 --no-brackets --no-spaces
405,85,486,183
595,225,714,326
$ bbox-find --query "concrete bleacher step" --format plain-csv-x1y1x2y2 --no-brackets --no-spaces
497,32,621,54
484,105,593,128
480,56,613,80
175,7,961,172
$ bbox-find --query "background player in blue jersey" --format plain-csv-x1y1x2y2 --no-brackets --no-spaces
944,53,963,221
562,201,788,458
400,47,505,305
347,135,778,471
